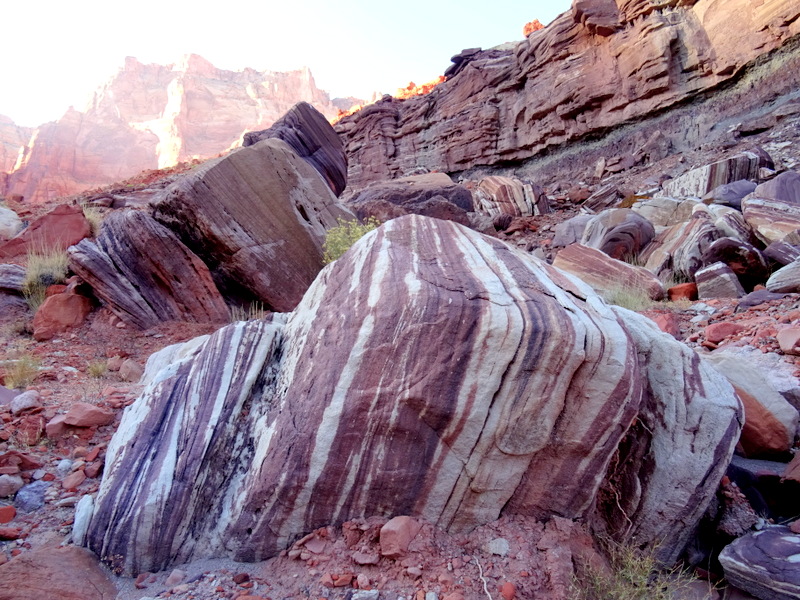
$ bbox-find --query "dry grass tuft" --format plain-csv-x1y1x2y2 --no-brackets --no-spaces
4,354,41,389
22,247,69,311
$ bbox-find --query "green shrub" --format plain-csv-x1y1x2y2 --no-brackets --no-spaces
4,354,40,389
323,217,381,264
81,204,105,237
22,247,69,311
602,285,654,312
572,542,702,600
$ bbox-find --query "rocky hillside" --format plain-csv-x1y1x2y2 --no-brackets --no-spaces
0,55,357,203
335,0,800,191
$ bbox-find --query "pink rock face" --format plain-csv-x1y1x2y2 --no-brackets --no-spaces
335,1,800,189
1,55,354,203
0,115,31,174
0,546,117,600
64,402,114,428
84,216,741,575
0,204,91,261
32,291,93,341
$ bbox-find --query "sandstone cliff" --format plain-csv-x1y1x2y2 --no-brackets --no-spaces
2,55,353,202
0,115,32,192
335,0,800,189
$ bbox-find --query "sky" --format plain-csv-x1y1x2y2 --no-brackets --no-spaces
1,0,572,128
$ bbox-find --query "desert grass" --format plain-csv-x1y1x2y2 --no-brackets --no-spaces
602,285,655,312
22,246,69,311
323,217,381,264
3,353,41,389
81,204,105,237
229,301,268,322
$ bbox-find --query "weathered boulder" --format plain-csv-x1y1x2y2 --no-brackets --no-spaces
580,208,655,260
662,152,770,198
753,170,800,205
0,545,117,600
719,526,800,600
0,264,24,294
346,173,472,225
473,176,549,217
152,138,354,312
0,206,22,241
742,198,800,244
767,258,800,293
242,101,348,196
702,180,757,210
553,243,665,300
0,205,91,261
552,214,594,248
764,241,800,266
705,353,799,457
700,238,768,291
69,211,230,330
695,262,746,299
641,213,722,280
632,196,698,228
32,290,93,341
83,215,740,574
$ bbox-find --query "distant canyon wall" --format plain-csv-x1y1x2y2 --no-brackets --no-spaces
1,55,351,202
336,0,800,189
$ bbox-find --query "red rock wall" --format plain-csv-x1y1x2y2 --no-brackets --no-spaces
336,0,800,189
2,55,349,203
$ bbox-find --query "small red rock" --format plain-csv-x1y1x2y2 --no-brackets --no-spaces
63,402,114,427
84,447,101,462
0,527,21,540
790,520,800,534
333,573,354,587
705,322,746,344
777,327,800,355
62,470,86,490
500,581,516,600
379,516,422,558
134,572,151,589
84,461,103,479
0,505,16,524
668,282,698,301
233,572,250,584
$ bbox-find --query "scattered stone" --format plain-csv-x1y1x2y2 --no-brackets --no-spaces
0,505,15,523
380,516,422,559
767,259,800,293
9,390,41,416
352,551,380,565
118,359,144,383
0,475,24,498
63,402,114,428
777,327,800,355
719,526,800,600
0,545,117,600
165,568,187,586
0,207,22,241
62,470,86,491
483,537,510,557
13,480,50,512
668,283,698,301
696,263,746,300
705,322,746,344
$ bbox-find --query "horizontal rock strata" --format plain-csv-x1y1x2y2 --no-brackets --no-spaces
335,0,800,188
84,215,741,574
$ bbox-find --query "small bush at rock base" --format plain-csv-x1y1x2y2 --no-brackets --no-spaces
323,217,381,264
87,360,108,379
602,285,654,312
22,247,69,311
81,204,105,237
3,354,41,389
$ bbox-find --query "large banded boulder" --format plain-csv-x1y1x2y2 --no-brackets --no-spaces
82,215,741,575
580,208,655,260
152,138,355,312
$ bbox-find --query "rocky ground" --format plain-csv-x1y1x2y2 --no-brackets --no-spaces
1,100,800,600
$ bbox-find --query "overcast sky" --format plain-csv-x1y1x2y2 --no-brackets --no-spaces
2,0,572,127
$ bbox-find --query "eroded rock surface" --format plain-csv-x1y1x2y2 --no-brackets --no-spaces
84,215,741,574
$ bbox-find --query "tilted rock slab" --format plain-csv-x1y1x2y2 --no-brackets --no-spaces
661,152,770,199
553,243,665,300
69,211,230,329
83,215,741,574
243,101,348,197
152,138,355,312
719,526,800,600
767,258,800,293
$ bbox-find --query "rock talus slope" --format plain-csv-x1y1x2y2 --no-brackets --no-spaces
335,0,800,188
83,215,742,574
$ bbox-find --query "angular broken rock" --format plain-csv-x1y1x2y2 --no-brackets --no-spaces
553,243,665,300
152,138,354,312
695,262,745,300
64,402,114,428
473,176,549,217
69,210,230,330
32,290,93,341
83,215,740,574
379,516,422,558
0,204,91,261
719,526,800,600
242,101,348,196
766,258,800,293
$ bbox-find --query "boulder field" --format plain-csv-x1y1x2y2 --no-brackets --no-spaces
80,215,742,575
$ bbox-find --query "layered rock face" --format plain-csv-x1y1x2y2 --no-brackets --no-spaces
83,215,741,575
335,0,800,189
0,115,31,176
2,55,352,203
